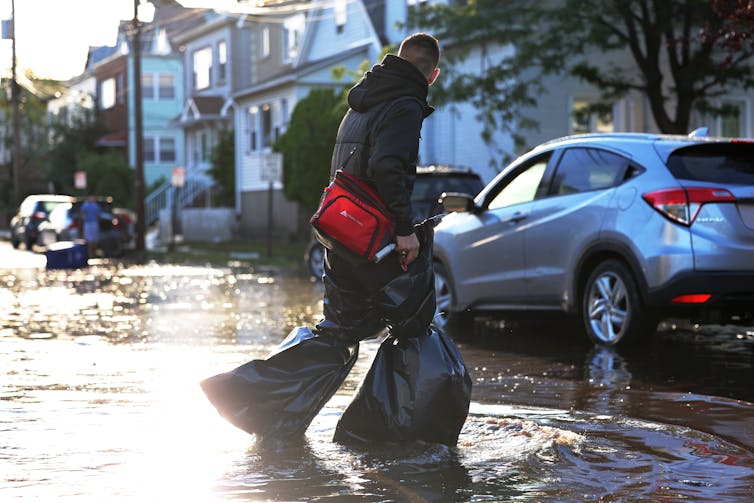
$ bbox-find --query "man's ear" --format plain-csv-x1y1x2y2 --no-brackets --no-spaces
428,67,440,85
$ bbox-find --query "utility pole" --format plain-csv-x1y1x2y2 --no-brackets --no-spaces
10,0,21,208
132,0,146,251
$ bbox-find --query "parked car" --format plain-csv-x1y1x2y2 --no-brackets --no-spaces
113,207,137,249
305,165,485,279
433,132,754,347
37,196,125,257
10,194,74,250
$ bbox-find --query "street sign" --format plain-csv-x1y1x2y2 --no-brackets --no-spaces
74,171,86,189
261,153,282,182
171,166,185,187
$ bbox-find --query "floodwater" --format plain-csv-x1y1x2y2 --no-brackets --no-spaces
1,257,753,502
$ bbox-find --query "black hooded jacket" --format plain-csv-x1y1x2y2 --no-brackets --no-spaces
330,54,434,236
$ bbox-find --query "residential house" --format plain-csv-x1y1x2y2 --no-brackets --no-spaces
522,47,754,151
171,10,250,200
227,0,383,238
61,1,208,194
361,0,504,182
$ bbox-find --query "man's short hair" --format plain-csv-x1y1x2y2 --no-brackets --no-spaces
398,32,440,78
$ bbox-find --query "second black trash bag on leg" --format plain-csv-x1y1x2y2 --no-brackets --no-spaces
200,326,358,440
333,326,472,446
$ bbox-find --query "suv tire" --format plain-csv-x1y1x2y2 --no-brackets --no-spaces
433,261,474,334
306,241,325,280
582,259,657,347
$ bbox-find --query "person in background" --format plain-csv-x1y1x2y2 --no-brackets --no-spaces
80,196,101,258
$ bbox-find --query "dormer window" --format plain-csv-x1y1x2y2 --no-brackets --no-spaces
217,41,227,83
261,27,270,59
155,28,170,55
335,0,346,34
283,14,305,62
193,46,212,90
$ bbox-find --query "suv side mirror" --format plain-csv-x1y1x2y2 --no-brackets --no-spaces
440,192,477,213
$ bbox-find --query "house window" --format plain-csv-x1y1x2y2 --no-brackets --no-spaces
281,98,289,128
261,27,270,59
719,99,746,138
144,137,176,163
158,74,175,99
141,74,154,100
217,40,227,83
247,107,258,152
571,98,614,134
141,73,175,100
261,103,273,147
193,46,212,90
335,0,346,34
283,14,305,61
160,137,176,162
117,74,125,104
144,137,156,162
201,132,210,161
100,77,116,109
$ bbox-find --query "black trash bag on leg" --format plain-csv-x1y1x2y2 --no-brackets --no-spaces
333,326,471,446
200,326,358,440
333,234,472,446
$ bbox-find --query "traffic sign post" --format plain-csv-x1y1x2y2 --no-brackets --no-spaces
169,167,185,251
261,154,282,258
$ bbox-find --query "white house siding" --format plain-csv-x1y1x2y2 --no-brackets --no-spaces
419,43,515,183
232,2,383,238
302,1,382,65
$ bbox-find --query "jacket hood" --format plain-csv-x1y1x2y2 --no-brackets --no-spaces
347,54,433,117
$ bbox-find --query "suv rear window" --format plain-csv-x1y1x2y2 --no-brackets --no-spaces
412,175,484,201
666,143,754,185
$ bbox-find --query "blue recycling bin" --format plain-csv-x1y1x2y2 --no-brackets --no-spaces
45,241,88,270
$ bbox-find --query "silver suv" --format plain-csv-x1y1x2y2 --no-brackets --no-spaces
433,132,754,346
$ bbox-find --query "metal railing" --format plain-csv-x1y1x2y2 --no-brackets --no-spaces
144,175,214,226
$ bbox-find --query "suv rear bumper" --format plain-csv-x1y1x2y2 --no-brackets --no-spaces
645,271,754,324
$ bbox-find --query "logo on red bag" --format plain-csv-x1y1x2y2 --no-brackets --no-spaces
339,209,364,227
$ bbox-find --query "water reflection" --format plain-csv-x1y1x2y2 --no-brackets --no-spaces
2,260,754,501
584,346,633,413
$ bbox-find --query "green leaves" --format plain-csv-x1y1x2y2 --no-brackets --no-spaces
405,0,754,144
208,128,235,206
274,88,348,212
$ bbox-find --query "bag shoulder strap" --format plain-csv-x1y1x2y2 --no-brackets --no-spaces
351,96,423,178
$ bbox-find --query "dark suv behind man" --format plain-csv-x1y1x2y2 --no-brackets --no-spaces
305,165,485,279
10,194,74,250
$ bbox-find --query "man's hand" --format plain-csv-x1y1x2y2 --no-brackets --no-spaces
395,233,420,271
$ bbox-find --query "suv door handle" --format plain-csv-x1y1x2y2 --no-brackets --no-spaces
502,211,528,224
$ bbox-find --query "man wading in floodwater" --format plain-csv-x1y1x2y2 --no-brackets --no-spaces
317,32,441,343
201,33,470,445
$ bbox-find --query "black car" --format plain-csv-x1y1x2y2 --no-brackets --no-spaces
37,196,125,257
305,165,485,279
10,194,74,250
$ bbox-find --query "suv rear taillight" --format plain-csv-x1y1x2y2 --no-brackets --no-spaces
642,187,736,226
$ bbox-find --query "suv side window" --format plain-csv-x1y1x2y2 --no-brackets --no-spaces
550,148,629,195
487,154,551,210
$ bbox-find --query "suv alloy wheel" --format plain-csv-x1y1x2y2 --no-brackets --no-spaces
582,259,657,346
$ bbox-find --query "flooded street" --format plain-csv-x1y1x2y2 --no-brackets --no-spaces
2,244,753,501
